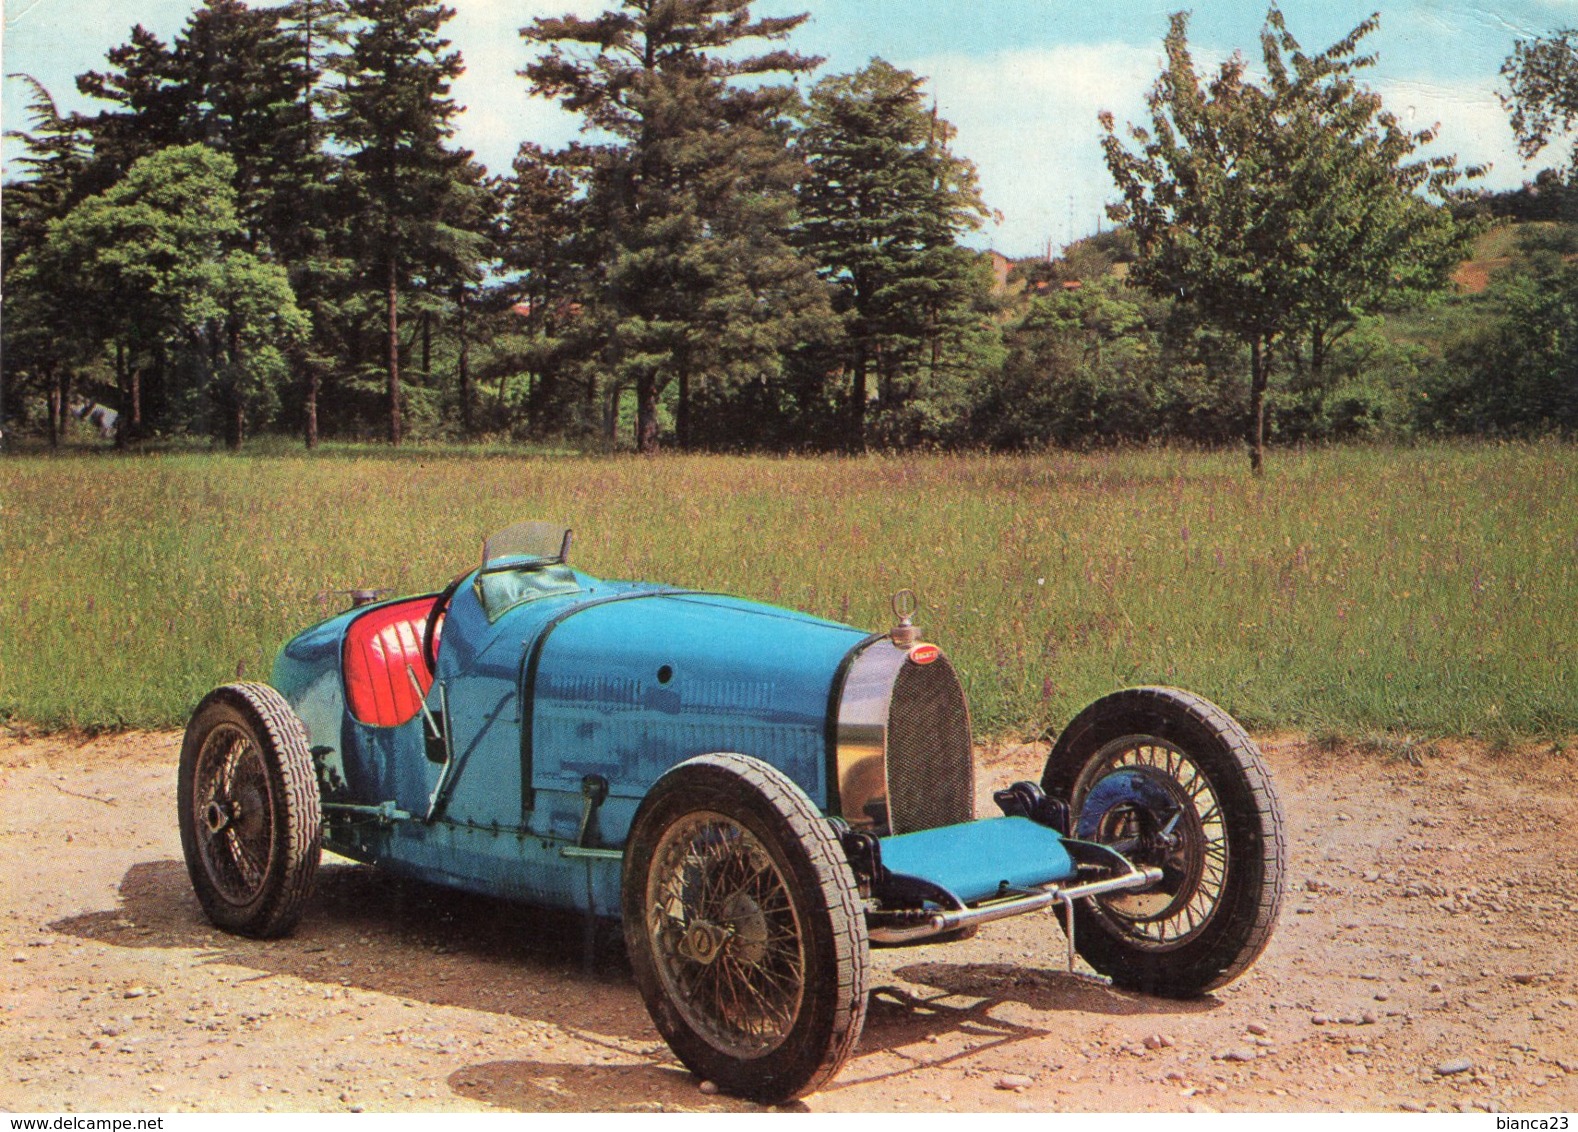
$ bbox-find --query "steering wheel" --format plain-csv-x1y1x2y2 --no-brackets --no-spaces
422,573,468,675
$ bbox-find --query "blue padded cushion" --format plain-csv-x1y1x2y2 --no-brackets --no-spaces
878,816,1078,905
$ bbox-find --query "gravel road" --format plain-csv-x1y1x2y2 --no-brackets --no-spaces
2,729,1574,1113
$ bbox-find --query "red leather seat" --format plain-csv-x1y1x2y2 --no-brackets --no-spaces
343,596,441,727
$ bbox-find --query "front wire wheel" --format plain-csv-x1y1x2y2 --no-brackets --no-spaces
1072,736,1228,948
647,812,805,1057
178,684,321,938
623,754,868,1103
1043,687,1285,997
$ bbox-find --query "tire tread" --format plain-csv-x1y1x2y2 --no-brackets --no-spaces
1043,686,1285,996
622,753,869,1102
179,683,322,939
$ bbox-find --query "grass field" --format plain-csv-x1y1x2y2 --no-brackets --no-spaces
1,442,1573,741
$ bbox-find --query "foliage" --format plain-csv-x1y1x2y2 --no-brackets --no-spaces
1102,8,1474,473
20,145,307,447
1,0,1570,454
330,0,492,445
977,277,1249,449
1417,234,1578,437
794,59,996,450
1,75,96,442
1503,28,1578,177
523,0,826,453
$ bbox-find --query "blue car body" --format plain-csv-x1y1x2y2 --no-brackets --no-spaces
179,522,1282,1101
272,556,1072,920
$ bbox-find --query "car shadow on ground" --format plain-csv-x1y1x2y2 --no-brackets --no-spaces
446,1061,787,1113
818,964,1218,1096
892,960,1225,1018
49,856,1223,1110
49,858,647,1037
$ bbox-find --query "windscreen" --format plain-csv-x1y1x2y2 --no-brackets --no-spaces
481,522,570,569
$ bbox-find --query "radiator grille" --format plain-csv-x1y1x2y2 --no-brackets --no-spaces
885,655,974,834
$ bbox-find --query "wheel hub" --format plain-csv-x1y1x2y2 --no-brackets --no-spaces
204,800,235,834
720,892,769,965
1083,767,1203,921
677,919,735,966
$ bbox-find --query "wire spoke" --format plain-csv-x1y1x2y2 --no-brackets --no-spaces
648,811,805,1057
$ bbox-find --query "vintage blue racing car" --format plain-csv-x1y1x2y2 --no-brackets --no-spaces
179,521,1285,1101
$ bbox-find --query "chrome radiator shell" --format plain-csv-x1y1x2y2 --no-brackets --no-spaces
832,638,974,835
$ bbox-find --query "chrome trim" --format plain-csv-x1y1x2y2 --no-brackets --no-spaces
866,864,1165,946
833,639,911,832
422,681,456,823
405,663,443,740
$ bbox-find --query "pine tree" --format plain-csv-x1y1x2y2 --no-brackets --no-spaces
75,24,185,193
2,76,95,444
523,0,824,453
331,0,486,445
794,59,993,450
498,143,597,437
276,0,351,447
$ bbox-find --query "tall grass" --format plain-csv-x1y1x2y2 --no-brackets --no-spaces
1,442,1572,740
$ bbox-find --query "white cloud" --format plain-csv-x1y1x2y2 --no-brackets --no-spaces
1373,76,1529,189
903,42,1537,258
448,0,604,173
906,42,1164,256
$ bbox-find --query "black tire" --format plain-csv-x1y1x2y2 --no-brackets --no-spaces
178,683,322,939
1041,687,1284,997
622,753,869,1103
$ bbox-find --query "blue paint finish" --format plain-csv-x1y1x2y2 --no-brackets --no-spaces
1076,770,1178,840
272,610,357,797
530,592,868,816
269,569,873,917
879,817,1078,904
364,819,624,915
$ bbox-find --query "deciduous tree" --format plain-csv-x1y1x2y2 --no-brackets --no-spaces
1503,28,1578,177
25,144,306,448
1102,9,1473,473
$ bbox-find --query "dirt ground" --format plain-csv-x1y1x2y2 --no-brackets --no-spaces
2,728,1575,1114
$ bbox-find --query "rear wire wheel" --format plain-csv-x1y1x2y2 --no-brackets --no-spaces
1042,687,1285,997
623,754,868,1103
178,683,321,938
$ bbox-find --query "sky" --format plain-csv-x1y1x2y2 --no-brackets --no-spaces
4,0,1576,257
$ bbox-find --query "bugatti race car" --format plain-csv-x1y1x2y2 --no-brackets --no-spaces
179,521,1285,1102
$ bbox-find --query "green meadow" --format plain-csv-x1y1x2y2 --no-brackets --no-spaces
2,443,1573,741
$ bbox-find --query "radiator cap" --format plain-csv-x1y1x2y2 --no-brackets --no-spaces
890,589,921,647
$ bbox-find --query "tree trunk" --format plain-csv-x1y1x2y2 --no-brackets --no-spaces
676,366,690,450
225,322,245,452
421,309,431,386
128,365,142,447
849,342,868,454
636,373,660,454
47,370,64,448
304,364,319,450
115,342,142,450
603,383,621,444
1248,335,1269,477
386,252,402,446
456,286,472,437
227,393,245,451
